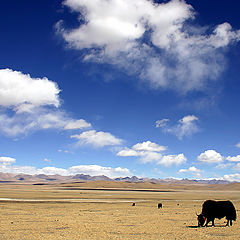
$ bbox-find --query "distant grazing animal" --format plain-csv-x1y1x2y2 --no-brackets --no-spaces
197,200,237,227
132,203,135,206
158,203,162,209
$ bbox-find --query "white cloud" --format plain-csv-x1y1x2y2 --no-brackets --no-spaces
38,167,68,175
179,166,201,173
117,141,165,157
0,158,131,178
158,115,199,139
60,0,193,51
197,150,224,163
0,69,60,108
226,155,240,162
158,153,186,167
209,23,240,48
0,68,91,137
223,173,240,182
132,141,166,152
0,107,91,137
0,156,16,165
155,119,169,128
117,148,139,157
236,142,240,148
168,115,199,139
179,115,198,124
117,147,163,163
60,0,149,48
178,166,202,178
68,165,131,178
140,151,163,164
0,165,37,175
117,140,185,166
71,130,122,147
64,119,91,130
58,0,240,93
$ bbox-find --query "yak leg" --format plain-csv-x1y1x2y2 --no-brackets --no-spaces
226,219,232,226
205,218,210,227
205,218,214,227
212,219,215,227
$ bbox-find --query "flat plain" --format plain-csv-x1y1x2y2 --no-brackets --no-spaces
0,181,240,239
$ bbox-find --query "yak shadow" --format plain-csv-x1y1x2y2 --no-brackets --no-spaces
187,224,228,228
187,225,199,228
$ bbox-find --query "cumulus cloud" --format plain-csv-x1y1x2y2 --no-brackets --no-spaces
178,166,201,173
223,173,240,182
0,156,16,165
132,141,166,152
158,154,186,167
0,69,60,108
157,115,199,139
68,165,131,178
58,0,240,93
178,166,201,177
226,155,240,162
197,150,224,163
117,140,186,166
117,141,165,155
117,148,140,157
117,148,164,164
0,158,131,178
1,166,38,175
38,167,68,175
71,130,123,147
0,68,91,137
141,151,164,164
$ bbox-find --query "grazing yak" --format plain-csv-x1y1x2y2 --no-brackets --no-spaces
132,203,135,206
158,203,162,209
197,200,237,227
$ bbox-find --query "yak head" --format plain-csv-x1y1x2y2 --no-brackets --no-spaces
197,213,206,227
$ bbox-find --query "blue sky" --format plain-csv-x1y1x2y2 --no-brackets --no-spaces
0,0,240,180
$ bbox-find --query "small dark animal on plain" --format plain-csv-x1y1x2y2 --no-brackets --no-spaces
132,203,135,206
158,203,162,209
197,200,237,227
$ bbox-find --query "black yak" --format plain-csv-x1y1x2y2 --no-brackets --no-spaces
132,202,135,206
197,200,237,227
158,203,162,209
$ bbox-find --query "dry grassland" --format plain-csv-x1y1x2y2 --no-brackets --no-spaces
0,182,240,239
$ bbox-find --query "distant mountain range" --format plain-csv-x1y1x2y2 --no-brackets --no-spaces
0,172,231,184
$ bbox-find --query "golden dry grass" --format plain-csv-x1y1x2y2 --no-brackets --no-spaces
0,182,240,239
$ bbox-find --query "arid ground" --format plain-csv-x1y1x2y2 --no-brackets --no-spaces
0,181,240,239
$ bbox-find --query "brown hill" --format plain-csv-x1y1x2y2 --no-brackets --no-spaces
56,180,240,191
